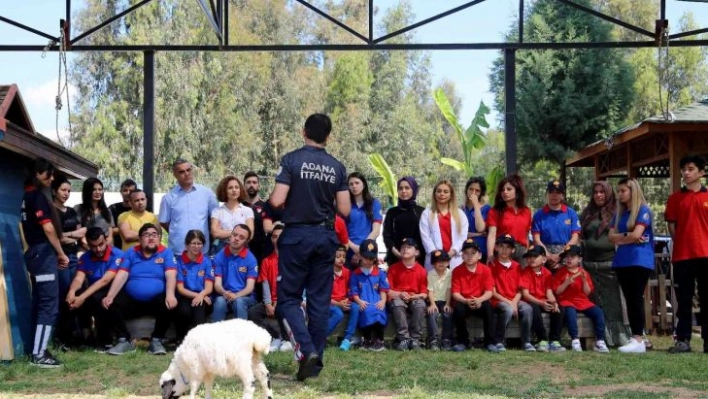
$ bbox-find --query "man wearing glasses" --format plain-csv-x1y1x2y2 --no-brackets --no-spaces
101,223,178,355
159,159,218,254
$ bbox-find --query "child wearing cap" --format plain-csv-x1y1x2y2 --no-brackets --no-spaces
490,234,534,352
553,245,609,353
531,179,581,271
349,239,389,351
327,245,357,350
451,238,495,352
520,245,565,352
426,249,454,350
387,238,428,350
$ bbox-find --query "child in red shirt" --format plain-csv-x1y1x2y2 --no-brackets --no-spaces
520,245,564,352
553,245,609,353
328,246,354,347
387,238,428,351
450,239,496,352
489,234,534,352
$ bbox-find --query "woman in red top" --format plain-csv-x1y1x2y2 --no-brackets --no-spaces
486,174,532,265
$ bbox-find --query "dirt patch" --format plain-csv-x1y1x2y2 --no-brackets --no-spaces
564,382,705,398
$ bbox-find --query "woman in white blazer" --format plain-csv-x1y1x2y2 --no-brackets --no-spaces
419,179,469,270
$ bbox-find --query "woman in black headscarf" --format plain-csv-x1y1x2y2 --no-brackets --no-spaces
383,177,425,265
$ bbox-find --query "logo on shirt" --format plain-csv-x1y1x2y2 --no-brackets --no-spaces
643,213,649,220
155,257,164,264
35,210,44,218
115,258,123,266
198,270,205,277
276,166,283,177
564,220,571,225
238,266,247,273
300,162,336,183
373,283,379,290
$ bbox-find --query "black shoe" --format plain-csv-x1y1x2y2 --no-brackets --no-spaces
703,341,708,354
441,339,453,351
296,352,319,382
668,340,692,354
394,340,410,351
30,350,62,368
410,339,422,351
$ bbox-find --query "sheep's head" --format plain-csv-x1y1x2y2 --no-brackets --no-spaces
160,364,187,399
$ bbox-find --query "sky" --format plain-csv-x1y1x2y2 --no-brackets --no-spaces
1,0,707,143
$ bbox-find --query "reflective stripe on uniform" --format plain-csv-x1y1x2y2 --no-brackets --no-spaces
35,274,56,282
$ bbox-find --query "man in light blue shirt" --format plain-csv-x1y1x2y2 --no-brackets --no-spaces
159,159,218,254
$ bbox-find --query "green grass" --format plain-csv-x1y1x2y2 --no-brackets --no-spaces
1,336,707,398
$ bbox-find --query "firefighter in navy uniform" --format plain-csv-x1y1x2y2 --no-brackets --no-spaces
21,157,70,367
269,113,351,381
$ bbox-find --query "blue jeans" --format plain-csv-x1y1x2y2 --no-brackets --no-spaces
565,305,606,340
211,296,256,321
327,303,360,339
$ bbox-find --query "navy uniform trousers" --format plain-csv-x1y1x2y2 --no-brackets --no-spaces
276,224,337,367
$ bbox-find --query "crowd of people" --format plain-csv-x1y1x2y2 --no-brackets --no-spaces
19,115,708,382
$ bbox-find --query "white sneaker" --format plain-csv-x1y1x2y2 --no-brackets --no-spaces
571,339,582,352
594,340,610,353
618,338,646,354
269,338,282,352
279,341,293,352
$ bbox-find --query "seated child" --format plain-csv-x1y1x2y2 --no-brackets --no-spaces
387,238,428,351
426,249,454,351
349,239,389,351
451,239,495,352
327,245,357,350
553,245,609,353
520,245,565,352
490,234,534,352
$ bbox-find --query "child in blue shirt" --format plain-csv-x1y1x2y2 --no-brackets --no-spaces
349,239,389,351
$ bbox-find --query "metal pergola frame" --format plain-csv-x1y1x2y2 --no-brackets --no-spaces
2,0,707,208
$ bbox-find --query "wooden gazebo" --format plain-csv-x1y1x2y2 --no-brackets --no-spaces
566,100,708,192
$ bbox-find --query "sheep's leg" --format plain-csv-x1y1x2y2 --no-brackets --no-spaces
188,379,200,399
203,373,214,399
253,358,274,399
240,368,256,399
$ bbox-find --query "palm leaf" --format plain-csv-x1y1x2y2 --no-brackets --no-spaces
367,153,397,204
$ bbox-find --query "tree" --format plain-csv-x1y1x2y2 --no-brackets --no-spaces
489,0,635,171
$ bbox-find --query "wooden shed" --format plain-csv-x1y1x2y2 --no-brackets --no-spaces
566,100,708,192
0,84,97,360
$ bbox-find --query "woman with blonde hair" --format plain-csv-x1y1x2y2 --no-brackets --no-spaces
608,178,654,353
419,179,468,270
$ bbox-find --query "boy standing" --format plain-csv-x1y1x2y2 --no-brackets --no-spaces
489,234,534,352
520,245,565,352
451,239,495,352
427,250,454,351
387,238,428,351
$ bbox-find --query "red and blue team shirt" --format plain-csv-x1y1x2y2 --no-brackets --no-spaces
386,261,428,295
349,266,390,327
552,267,595,310
489,259,522,306
214,245,258,298
451,262,494,300
258,252,279,302
665,186,708,262
77,246,124,285
346,199,383,246
487,206,532,246
20,186,54,246
331,267,351,302
610,204,654,270
176,251,214,293
119,245,177,302
531,204,581,245
463,204,491,257
519,266,553,302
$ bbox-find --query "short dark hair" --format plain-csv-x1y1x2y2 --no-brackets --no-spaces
233,223,252,240
138,223,159,236
86,226,106,242
243,171,259,182
172,158,190,171
129,189,145,199
303,113,332,144
680,155,706,171
120,179,137,189
272,223,284,233
25,157,55,186
184,229,206,246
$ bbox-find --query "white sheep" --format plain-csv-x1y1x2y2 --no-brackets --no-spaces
159,319,274,399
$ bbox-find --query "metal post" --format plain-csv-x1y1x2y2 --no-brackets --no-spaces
504,48,517,175
518,0,524,43
143,50,155,212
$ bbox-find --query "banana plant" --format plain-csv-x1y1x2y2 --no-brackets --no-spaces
367,153,397,206
433,88,504,198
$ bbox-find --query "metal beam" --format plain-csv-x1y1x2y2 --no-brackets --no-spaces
368,0,373,43
295,0,369,44
374,0,488,44
71,0,155,44
518,0,524,43
504,49,517,175
5,39,708,52
670,27,708,40
0,15,58,42
143,51,155,213
555,0,655,38
223,0,229,46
